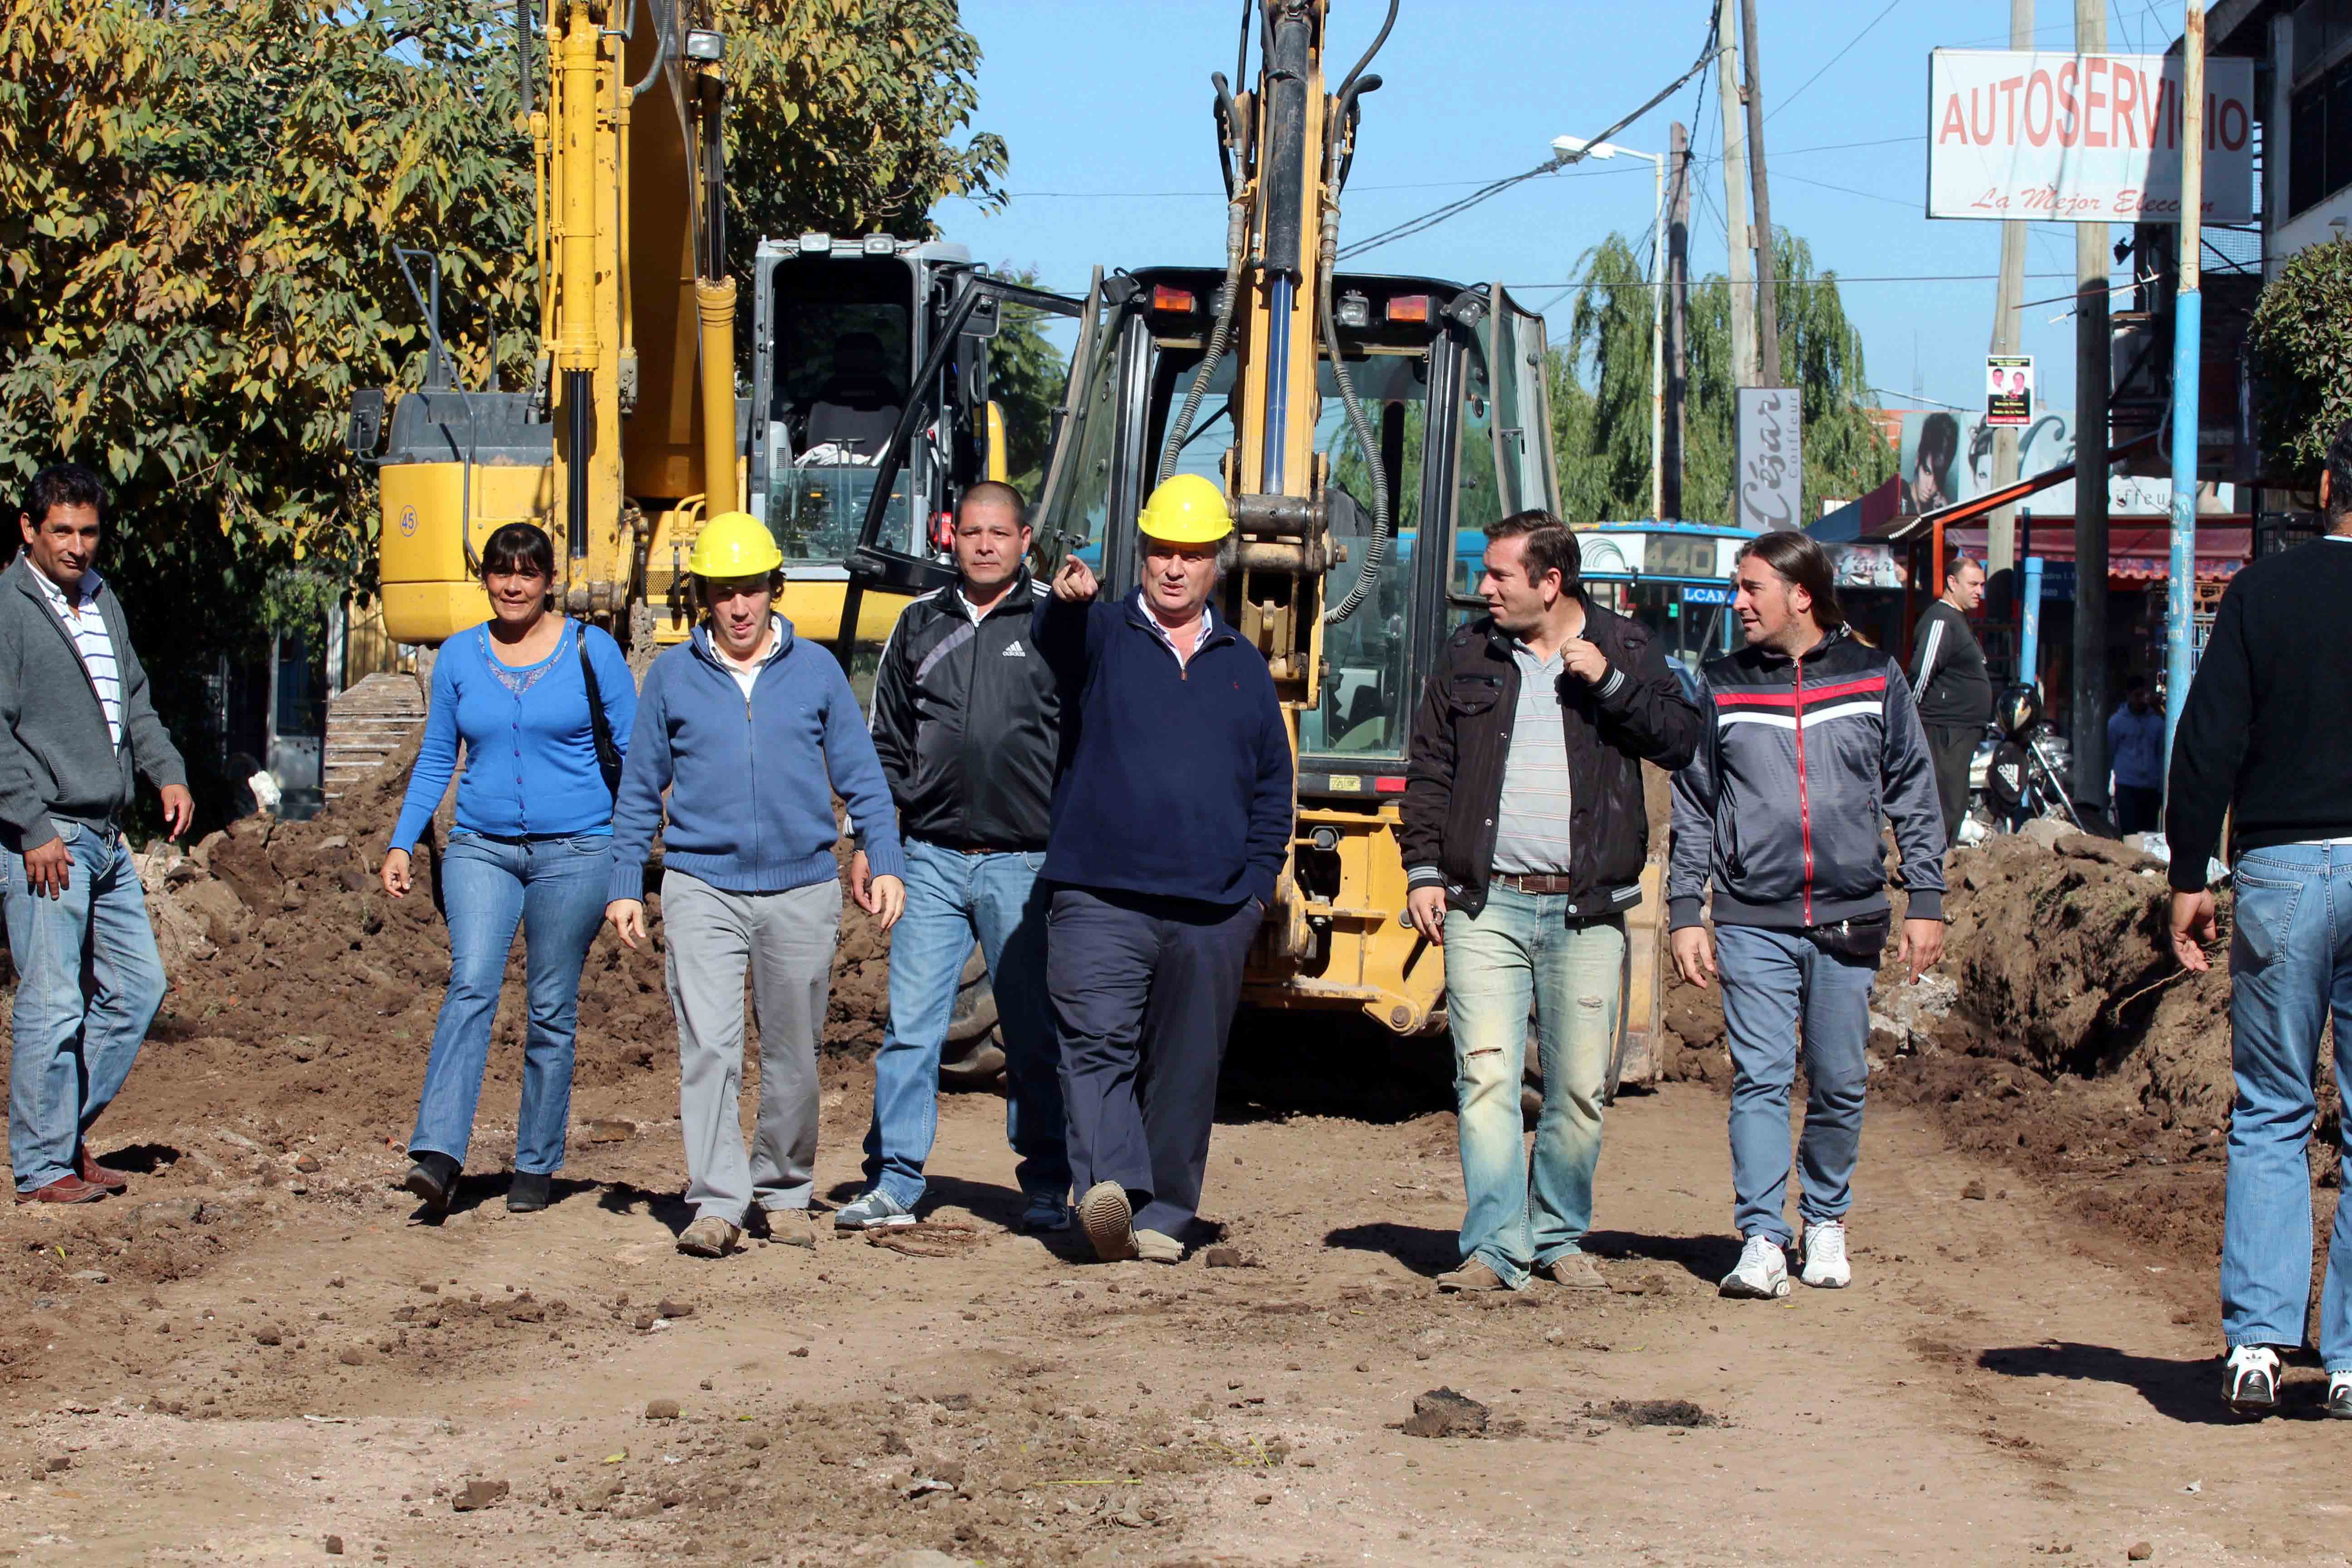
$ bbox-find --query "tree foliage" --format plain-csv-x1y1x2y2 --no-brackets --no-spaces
0,0,1003,774
1550,229,1894,523
2247,235,2352,485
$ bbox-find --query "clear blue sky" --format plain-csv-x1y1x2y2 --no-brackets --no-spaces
936,0,2195,417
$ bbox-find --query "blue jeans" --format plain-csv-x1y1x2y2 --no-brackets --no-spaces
4,822,167,1192
408,833,610,1175
2219,843,2352,1369
1444,888,1626,1289
862,841,1067,1208
1716,923,1878,1246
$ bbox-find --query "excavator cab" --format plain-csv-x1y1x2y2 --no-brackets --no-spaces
1015,265,1560,1035
749,238,1077,677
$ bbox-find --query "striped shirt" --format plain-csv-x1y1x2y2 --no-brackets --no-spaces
1491,642,1573,876
30,566,122,750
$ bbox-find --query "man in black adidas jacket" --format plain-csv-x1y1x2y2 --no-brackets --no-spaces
1669,531,1946,1302
837,482,1071,1235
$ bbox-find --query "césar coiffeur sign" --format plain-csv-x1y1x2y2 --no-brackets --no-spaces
1926,50,2254,224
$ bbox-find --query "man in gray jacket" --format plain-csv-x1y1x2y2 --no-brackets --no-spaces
2,465,191,1203
1669,531,1945,1299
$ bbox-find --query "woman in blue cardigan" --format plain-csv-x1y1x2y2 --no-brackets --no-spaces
379,523,636,1215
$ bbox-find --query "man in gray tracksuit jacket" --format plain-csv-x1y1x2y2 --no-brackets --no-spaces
1668,532,1946,1300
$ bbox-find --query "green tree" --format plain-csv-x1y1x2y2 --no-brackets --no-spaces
0,0,1004,795
1551,229,1893,523
987,276,1069,501
2247,235,2352,485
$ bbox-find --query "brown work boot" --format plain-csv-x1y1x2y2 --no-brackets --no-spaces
1534,1252,1610,1291
16,1174,106,1205
1436,1258,1511,1293
74,1146,129,1193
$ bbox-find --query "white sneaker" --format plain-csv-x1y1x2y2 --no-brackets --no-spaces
1799,1220,1852,1289
2224,1345,2281,1416
1718,1234,1791,1299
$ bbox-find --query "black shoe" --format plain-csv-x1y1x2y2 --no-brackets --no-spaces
403,1151,460,1211
505,1171,553,1214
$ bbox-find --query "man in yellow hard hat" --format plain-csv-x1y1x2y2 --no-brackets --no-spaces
605,512,907,1259
1035,474,1293,1264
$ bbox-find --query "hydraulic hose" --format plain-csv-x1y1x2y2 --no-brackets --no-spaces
1319,87,1390,627
1156,194,1251,486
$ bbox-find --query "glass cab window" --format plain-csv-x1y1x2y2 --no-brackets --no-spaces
763,257,917,565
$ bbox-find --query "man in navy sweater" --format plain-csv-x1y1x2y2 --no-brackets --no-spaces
605,513,906,1259
1035,475,1293,1264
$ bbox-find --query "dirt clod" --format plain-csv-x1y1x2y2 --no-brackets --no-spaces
1401,1387,1489,1439
2128,1545,2153,1563
583,1120,637,1143
451,1478,509,1512
656,1297,695,1319
323,1535,343,1555
1595,1398,1718,1429
1962,1179,1989,1201
646,1398,681,1421
1202,1245,1254,1268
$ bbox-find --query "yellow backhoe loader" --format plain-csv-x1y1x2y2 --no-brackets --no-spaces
842,0,1665,1091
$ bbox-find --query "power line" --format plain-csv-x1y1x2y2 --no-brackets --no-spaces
1769,0,1909,122
1337,15,1724,261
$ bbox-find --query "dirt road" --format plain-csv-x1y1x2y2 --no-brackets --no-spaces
2,1050,2342,1568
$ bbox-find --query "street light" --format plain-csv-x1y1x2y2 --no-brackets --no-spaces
1553,134,1667,522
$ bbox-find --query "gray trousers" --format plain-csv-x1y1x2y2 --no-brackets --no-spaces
661,872,840,1225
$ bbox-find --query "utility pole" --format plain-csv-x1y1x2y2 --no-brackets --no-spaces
2071,0,2112,820
1740,0,1780,386
1716,0,1756,389
1987,0,2031,608
1665,121,1691,521
2165,6,2206,769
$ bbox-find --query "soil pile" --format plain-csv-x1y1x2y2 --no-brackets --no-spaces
129,706,898,1142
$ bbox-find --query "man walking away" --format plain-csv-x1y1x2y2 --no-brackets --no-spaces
605,513,907,1259
1401,511,1700,1294
1669,531,1946,1300
840,481,1071,1235
1036,475,1292,1265
2107,678,2166,838
0,465,194,1203
1910,551,1990,850
2166,417,2352,1419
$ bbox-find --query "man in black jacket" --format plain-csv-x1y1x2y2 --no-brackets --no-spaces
2166,418,2352,1418
1909,551,1991,848
837,482,1071,1234
1402,512,1702,1293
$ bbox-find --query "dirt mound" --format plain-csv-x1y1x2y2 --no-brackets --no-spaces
129,702,897,1142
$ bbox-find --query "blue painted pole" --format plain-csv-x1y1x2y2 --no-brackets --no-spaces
2020,555,2044,693
2165,5,2207,779
2163,288,2201,771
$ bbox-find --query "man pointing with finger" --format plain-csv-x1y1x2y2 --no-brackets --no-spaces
1035,475,1292,1266
1669,531,1945,1301
1401,511,1700,1294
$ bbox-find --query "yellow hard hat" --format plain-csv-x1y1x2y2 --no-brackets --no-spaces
1135,474,1233,544
686,511,784,578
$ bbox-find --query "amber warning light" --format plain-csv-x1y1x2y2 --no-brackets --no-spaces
1150,286,1197,314
1384,295,1431,323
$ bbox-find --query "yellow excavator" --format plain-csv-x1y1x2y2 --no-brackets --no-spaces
346,0,1037,679
843,0,1661,1086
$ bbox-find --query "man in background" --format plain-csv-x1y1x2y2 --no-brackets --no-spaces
1910,552,1991,850
2107,677,2166,838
